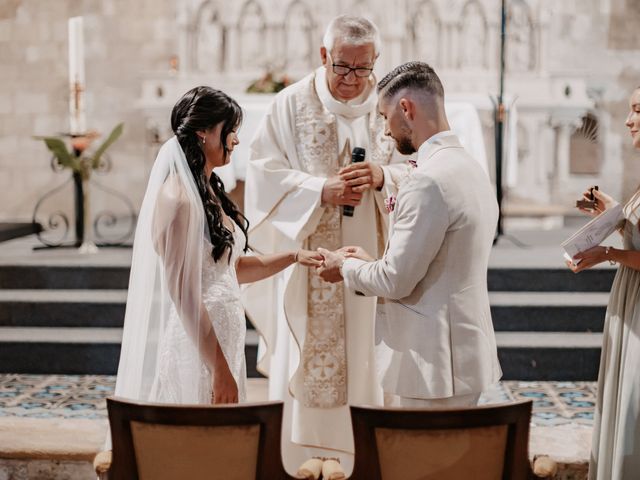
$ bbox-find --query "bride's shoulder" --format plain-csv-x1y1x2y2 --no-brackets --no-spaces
156,174,190,213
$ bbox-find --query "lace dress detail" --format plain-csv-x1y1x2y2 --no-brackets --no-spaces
150,225,247,404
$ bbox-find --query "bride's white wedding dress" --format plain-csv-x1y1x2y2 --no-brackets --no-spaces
150,225,248,404
112,137,248,419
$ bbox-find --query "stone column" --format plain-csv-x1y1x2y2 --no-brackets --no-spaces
177,2,192,73
487,18,498,72
452,22,461,69
443,22,454,70
384,0,405,73
550,110,586,202
226,25,239,73
537,9,551,75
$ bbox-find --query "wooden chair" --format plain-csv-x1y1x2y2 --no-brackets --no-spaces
104,397,295,480
349,400,533,480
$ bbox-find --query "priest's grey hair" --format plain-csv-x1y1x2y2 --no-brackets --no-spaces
322,15,381,55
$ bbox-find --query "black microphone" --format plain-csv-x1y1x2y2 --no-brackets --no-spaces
343,147,366,217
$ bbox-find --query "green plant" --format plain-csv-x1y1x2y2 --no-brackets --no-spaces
35,123,124,180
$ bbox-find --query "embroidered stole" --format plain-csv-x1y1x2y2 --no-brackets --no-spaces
293,73,391,408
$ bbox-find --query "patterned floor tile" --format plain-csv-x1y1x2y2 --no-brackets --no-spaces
503,381,595,426
0,374,115,419
0,375,596,427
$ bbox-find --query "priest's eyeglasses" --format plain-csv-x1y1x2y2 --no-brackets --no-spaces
332,64,373,78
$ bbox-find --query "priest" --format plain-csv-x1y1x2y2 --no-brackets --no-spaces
243,14,409,478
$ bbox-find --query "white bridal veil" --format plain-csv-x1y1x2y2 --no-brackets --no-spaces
112,136,221,408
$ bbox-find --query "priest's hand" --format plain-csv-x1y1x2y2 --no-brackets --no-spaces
317,247,345,283
321,176,362,206
339,162,384,193
338,245,375,262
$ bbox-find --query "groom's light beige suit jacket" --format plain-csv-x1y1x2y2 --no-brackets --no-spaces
342,134,502,399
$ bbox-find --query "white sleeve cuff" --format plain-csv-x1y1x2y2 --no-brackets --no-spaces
301,175,327,194
341,257,367,290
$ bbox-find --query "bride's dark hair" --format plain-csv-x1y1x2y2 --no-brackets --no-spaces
171,86,248,262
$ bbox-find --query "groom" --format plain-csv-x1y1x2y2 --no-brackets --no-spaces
319,61,502,407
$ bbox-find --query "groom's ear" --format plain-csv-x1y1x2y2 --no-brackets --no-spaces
398,98,416,121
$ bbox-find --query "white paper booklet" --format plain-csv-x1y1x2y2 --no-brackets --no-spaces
562,203,624,260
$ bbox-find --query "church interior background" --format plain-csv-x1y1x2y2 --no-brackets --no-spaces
1,0,640,226
1,0,640,478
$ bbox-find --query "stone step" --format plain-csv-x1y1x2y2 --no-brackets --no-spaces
0,327,122,376
0,290,127,328
0,290,258,330
0,266,129,290
0,327,600,380
0,290,609,334
0,263,616,291
0,327,261,377
487,267,615,292
489,292,608,332
496,332,602,381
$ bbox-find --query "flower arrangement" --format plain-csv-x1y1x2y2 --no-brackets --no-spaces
34,123,124,180
246,70,292,94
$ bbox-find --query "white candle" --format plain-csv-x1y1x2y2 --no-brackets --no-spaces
68,16,86,134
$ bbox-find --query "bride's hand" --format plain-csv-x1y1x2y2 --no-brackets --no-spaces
337,246,375,262
211,356,238,404
295,249,324,268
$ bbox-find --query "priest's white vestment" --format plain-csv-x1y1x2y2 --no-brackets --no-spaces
243,67,409,472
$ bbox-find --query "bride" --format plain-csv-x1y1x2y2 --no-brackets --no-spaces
113,86,322,405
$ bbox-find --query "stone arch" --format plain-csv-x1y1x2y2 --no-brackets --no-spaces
193,0,225,73
237,0,267,70
507,0,536,72
410,0,442,66
570,112,602,174
459,0,488,69
284,0,315,72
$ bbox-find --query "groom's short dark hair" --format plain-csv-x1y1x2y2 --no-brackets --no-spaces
377,61,444,100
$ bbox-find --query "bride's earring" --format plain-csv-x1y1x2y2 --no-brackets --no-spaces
202,136,206,145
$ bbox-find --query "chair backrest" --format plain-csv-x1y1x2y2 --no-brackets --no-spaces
107,397,287,480
349,400,532,480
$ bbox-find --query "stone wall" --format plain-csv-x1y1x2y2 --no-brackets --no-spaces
2,0,640,224
551,0,640,203
607,0,640,200
0,0,176,225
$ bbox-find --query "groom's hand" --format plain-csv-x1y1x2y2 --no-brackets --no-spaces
337,245,375,262
317,247,345,283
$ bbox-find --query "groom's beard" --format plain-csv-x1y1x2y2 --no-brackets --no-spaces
394,118,416,155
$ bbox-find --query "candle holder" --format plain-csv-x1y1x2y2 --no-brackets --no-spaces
32,124,136,252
